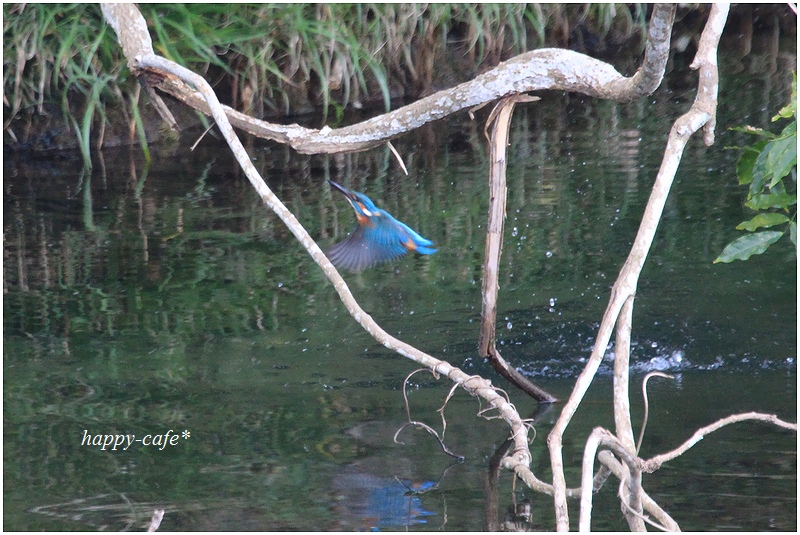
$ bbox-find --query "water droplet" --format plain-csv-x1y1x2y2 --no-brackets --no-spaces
549,298,556,307
546,251,553,258
507,322,513,329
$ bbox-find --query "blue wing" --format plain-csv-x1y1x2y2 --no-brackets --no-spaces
326,213,436,272
326,224,406,272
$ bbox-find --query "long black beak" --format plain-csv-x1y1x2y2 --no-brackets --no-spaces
328,180,353,199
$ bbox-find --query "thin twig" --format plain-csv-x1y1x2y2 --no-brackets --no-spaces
190,122,216,151
393,421,464,460
636,371,674,454
438,382,461,438
386,141,408,175
402,368,435,422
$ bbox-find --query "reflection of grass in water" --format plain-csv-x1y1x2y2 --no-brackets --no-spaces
4,103,795,369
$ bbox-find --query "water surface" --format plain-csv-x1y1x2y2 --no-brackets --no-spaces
3,51,796,531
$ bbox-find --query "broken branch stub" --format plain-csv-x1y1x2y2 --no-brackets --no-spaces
478,95,557,404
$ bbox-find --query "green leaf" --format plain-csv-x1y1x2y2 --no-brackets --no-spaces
714,231,784,263
746,192,797,210
790,222,797,248
773,100,797,121
777,117,797,138
749,147,771,194
765,133,797,188
735,213,790,231
737,140,769,186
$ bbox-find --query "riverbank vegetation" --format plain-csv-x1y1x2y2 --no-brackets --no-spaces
4,3,650,157
2,4,794,164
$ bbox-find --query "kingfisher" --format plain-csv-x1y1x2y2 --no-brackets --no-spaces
326,180,437,272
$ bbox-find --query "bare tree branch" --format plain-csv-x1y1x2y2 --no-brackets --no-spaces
643,412,798,472
612,296,647,531
547,4,730,530
146,509,164,532
101,4,677,155
579,428,644,532
597,451,680,531
613,295,637,451
101,0,537,478
478,95,557,403
96,5,793,533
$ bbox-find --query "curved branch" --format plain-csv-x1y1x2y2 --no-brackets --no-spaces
579,428,644,532
637,372,675,454
100,1,535,473
597,451,680,531
642,412,798,472
102,4,676,155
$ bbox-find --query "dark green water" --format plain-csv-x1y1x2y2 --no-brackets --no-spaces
4,52,796,530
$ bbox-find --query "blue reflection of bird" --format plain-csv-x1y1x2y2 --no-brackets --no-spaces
326,180,437,272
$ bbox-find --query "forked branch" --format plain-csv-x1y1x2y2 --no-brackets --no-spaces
547,4,730,530
101,1,534,476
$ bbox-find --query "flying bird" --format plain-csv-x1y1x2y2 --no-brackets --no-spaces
326,180,437,272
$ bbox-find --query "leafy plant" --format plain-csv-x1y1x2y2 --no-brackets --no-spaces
715,73,797,263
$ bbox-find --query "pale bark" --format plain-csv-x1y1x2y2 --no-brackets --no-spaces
101,1,537,479
547,4,730,530
478,95,557,403
643,412,798,472
101,4,677,155
99,3,798,532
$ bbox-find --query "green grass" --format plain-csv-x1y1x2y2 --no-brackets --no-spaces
3,3,648,164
